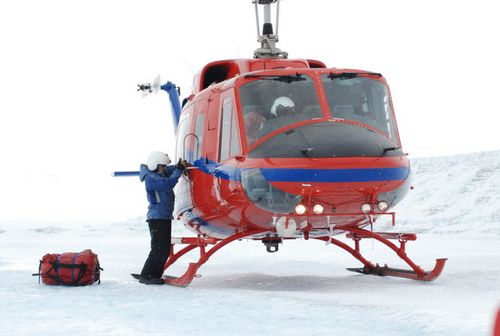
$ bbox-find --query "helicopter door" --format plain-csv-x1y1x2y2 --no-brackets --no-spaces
204,94,220,163
174,111,193,217
186,100,213,214
213,94,244,211
218,96,242,162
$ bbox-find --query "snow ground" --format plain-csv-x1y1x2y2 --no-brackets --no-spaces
1,150,500,336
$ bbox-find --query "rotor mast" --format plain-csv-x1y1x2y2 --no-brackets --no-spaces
253,0,288,59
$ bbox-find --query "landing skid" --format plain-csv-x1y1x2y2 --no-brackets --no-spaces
315,226,447,281
157,226,445,286
346,262,446,281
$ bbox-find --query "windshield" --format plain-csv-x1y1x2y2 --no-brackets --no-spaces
239,74,322,146
322,74,398,140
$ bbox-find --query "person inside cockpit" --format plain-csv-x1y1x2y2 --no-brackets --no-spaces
244,107,264,145
249,96,299,141
270,96,296,117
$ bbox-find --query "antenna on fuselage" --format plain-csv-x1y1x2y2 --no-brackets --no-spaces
253,0,288,59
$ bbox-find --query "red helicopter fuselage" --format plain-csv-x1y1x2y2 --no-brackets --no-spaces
123,0,446,286
174,58,411,239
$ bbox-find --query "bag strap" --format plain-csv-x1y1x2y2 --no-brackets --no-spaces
91,260,103,284
53,262,88,285
31,260,43,284
71,263,88,284
40,266,88,286
35,261,87,286
56,255,62,285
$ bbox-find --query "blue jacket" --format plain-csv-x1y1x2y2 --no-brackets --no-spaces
139,164,182,220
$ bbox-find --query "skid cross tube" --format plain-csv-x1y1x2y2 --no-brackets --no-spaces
162,229,267,287
316,226,447,281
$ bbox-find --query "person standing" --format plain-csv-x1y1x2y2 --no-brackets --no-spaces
138,151,187,285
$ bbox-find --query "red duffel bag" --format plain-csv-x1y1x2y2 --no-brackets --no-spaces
33,249,102,286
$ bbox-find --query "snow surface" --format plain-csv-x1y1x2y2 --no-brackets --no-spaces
1,150,500,336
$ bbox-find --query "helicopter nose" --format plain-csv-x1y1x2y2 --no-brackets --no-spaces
241,122,410,214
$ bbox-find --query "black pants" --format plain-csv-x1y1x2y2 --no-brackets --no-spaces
140,219,172,279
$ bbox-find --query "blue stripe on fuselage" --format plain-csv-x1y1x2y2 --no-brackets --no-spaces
260,167,409,183
194,157,409,183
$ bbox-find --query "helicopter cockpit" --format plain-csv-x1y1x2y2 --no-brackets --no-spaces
239,72,401,158
239,74,322,146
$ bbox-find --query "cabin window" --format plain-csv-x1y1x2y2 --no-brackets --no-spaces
175,116,190,161
239,74,322,145
322,75,397,140
219,98,241,161
193,113,204,161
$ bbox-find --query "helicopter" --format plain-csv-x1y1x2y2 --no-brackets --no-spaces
117,0,446,287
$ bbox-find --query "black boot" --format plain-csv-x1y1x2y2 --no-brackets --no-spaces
139,277,164,285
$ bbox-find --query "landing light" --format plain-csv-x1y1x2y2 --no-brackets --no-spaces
295,204,306,215
361,203,372,214
377,201,389,212
312,204,324,215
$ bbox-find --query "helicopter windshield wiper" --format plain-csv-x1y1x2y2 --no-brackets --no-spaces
245,73,306,83
328,72,382,80
382,146,401,155
301,147,314,158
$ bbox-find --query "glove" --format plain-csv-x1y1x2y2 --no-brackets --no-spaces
177,158,187,171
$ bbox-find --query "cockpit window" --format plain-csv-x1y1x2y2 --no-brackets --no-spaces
322,74,397,140
239,74,322,146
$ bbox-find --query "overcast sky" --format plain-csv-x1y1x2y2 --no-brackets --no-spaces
1,0,499,222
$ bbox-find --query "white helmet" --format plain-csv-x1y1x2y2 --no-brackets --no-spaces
271,96,295,116
146,151,171,171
